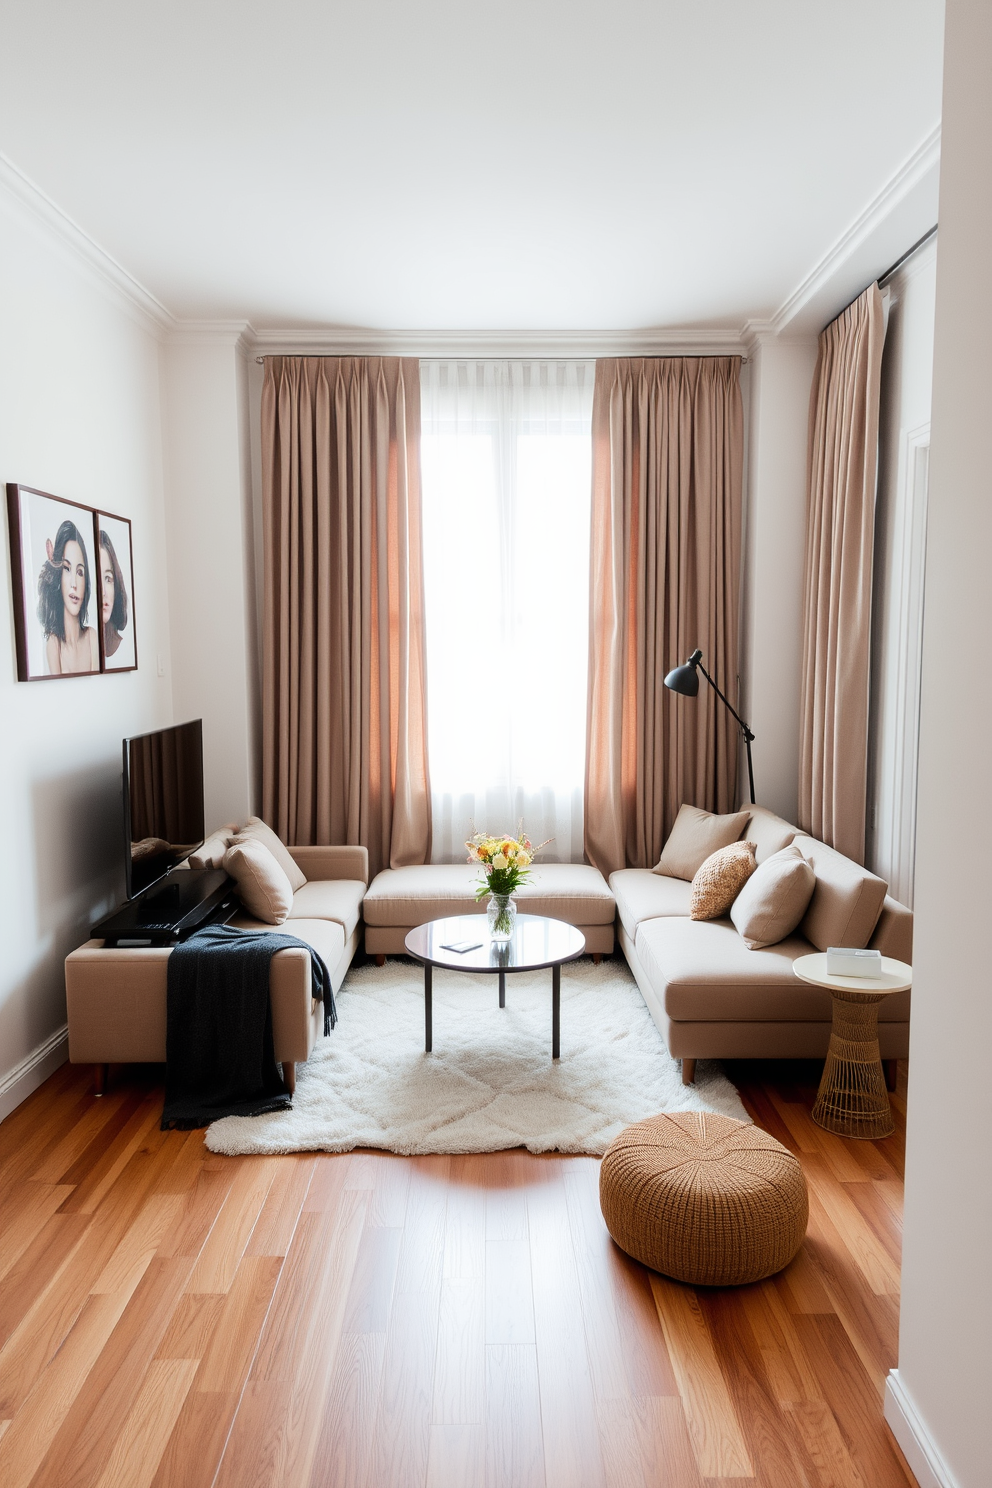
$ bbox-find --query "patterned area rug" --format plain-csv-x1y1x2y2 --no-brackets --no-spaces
205,955,748,1157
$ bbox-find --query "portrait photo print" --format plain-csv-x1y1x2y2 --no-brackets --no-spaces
6,484,102,681
95,511,137,672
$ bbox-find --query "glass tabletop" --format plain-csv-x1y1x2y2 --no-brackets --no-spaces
404,914,586,973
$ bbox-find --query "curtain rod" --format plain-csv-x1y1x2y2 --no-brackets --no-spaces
252,351,749,365
878,225,938,287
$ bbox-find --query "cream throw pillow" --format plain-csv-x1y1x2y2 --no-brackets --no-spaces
653,804,750,881
231,816,306,892
187,822,239,871
223,839,294,925
730,844,815,950
690,841,757,921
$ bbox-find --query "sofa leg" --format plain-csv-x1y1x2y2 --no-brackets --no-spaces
883,1059,898,1093
375,954,386,967
592,953,602,965
94,1062,109,1097
681,1058,696,1086
283,1062,296,1096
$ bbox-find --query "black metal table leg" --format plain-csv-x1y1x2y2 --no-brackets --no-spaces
424,962,433,1052
552,963,561,1059
499,968,506,1008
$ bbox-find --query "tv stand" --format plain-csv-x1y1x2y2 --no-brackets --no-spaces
93,868,237,947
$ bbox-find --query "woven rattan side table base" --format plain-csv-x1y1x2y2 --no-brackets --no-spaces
812,987,894,1139
793,953,912,1141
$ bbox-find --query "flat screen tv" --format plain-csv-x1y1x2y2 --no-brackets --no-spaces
123,719,205,899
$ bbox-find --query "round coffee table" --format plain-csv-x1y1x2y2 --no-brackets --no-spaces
404,914,586,1059
793,952,912,1139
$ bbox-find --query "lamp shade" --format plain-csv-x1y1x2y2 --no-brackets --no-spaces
664,649,703,696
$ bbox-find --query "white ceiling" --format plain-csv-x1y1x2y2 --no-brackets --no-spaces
0,0,945,332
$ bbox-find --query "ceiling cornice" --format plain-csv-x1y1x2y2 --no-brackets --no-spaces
0,149,174,335
0,126,939,355
245,325,748,358
771,124,941,333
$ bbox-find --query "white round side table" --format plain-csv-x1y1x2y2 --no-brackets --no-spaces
793,953,912,1140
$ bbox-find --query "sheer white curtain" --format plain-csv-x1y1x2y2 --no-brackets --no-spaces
420,359,594,862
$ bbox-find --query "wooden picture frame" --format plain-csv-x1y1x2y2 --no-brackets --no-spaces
5,483,101,681
94,510,138,673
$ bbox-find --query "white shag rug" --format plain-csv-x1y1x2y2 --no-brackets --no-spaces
205,956,748,1157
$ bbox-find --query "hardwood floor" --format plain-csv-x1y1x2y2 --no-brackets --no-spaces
0,1056,917,1487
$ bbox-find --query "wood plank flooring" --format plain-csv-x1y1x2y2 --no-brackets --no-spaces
0,1055,917,1487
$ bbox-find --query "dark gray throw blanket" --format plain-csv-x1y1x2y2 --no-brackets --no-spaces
161,924,335,1130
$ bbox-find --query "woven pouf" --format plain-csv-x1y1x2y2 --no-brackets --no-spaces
599,1111,808,1286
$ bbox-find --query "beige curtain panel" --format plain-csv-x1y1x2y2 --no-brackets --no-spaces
585,357,744,876
260,356,431,879
799,284,885,865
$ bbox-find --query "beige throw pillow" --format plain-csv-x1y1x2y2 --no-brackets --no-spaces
730,844,816,950
653,804,750,881
792,835,887,951
231,816,306,892
223,839,294,925
690,841,757,921
187,822,239,871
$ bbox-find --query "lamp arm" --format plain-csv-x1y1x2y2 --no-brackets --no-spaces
696,663,754,741
697,663,757,804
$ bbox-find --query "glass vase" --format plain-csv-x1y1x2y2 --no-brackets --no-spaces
487,892,517,942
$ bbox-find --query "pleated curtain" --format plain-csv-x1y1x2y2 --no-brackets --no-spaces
584,357,744,876
799,285,885,864
260,356,431,879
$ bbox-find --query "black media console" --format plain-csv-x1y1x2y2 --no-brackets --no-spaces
93,868,238,948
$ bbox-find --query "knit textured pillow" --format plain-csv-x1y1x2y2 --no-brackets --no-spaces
689,841,758,921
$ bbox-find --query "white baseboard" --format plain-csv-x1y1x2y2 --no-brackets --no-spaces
0,1025,69,1124
884,1370,959,1488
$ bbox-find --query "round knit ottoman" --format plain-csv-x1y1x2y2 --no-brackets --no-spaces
599,1111,808,1287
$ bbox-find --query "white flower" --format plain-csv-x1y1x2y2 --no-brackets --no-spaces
493,853,508,870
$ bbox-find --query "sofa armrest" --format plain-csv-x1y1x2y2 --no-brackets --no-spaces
288,844,369,886
869,895,913,963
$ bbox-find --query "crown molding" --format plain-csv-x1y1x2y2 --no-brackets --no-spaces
772,124,941,334
165,319,254,352
245,324,748,359
0,150,175,335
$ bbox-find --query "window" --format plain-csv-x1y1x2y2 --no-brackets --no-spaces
420,360,594,862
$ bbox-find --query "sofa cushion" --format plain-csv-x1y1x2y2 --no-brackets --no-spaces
634,916,910,1024
610,870,693,939
730,845,815,949
288,879,365,940
231,817,307,892
229,914,346,976
363,863,614,927
743,806,798,864
793,835,887,951
653,804,749,880
224,839,294,924
690,841,757,921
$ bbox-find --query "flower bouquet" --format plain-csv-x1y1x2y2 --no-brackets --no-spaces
466,828,547,940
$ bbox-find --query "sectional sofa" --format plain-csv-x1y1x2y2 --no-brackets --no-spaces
610,806,912,1083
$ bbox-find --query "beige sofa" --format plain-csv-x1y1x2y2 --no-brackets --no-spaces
66,842,368,1093
611,806,912,1083
362,863,616,957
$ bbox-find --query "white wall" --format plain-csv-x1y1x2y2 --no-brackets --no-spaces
740,333,818,823
867,240,936,907
161,331,258,832
884,4,992,1485
0,191,173,1118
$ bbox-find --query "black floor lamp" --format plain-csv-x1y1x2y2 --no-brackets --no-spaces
664,649,756,805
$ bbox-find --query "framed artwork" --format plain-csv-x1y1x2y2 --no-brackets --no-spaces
94,510,137,672
6,483,101,680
